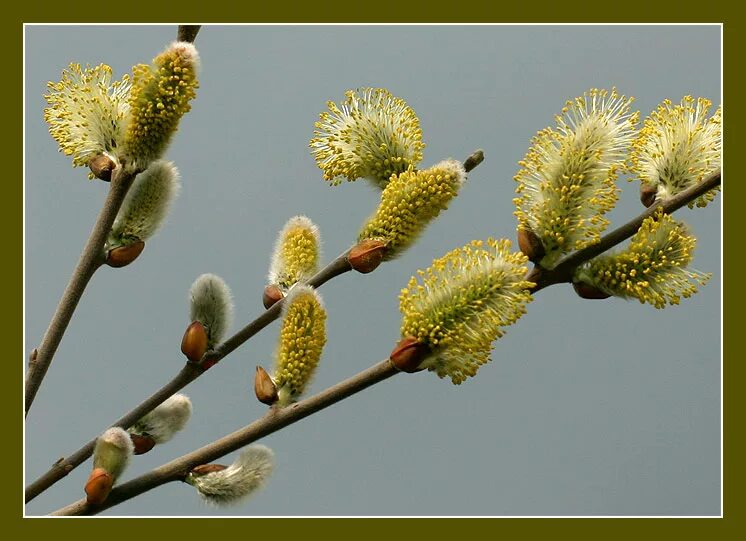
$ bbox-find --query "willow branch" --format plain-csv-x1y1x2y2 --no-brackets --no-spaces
529,170,721,292
25,168,137,416
26,150,485,503
49,170,721,515
24,252,351,503
51,359,399,516
25,364,202,503
26,24,203,416
177,26,201,44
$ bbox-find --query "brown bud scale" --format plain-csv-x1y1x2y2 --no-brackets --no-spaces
640,184,658,208
348,239,387,274
390,336,431,373
190,464,228,476
254,365,279,405
107,240,145,268
85,467,114,505
517,228,545,263
181,321,208,363
573,281,612,300
130,433,156,455
89,154,116,182
263,284,284,309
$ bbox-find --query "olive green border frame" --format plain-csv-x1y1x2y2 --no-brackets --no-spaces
9,3,737,537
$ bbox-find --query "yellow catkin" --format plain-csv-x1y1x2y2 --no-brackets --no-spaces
358,160,466,260
123,42,199,169
310,88,425,188
399,238,534,384
268,216,321,291
273,286,327,404
575,210,711,309
44,63,131,174
629,96,721,208
514,88,639,268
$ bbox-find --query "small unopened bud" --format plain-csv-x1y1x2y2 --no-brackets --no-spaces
572,281,611,300
254,366,278,405
89,154,116,182
130,433,156,455
517,228,545,263
106,240,145,268
190,464,228,476
640,183,658,208
189,273,234,349
263,284,284,309
108,161,180,251
186,445,274,506
348,239,387,274
129,394,193,446
389,336,430,373
181,321,208,363
88,427,133,504
85,467,114,505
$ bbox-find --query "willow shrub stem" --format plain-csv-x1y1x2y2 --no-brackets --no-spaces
52,359,398,516
177,25,201,43
25,168,137,417
27,150,486,504
47,168,720,516
26,24,203,418
530,170,722,292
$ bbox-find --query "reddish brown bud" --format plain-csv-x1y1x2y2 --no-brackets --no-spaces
390,336,431,373
263,284,284,309
573,281,612,300
254,366,278,405
640,184,658,208
517,228,545,263
130,433,156,455
201,357,219,370
89,154,116,182
106,240,145,268
85,467,114,505
181,321,208,363
348,239,387,274
190,464,228,476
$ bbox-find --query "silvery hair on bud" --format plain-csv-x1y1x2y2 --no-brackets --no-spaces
130,394,193,444
94,427,134,481
281,283,325,316
189,273,234,347
167,41,201,71
191,445,275,506
110,160,181,243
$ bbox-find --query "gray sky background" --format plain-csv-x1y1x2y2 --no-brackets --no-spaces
24,25,721,517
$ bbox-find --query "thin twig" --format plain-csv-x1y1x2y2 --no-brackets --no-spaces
51,359,399,516
25,250,350,503
529,170,722,292
177,26,202,43
25,364,202,502
26,150,484,502
25,168,137,416
47,169,721,515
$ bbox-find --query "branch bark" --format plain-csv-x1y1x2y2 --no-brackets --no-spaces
529,170,721,292
177,26,201,43
48,168,721,515
25,168,137,416
51,359,399,516
26,150,485,503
